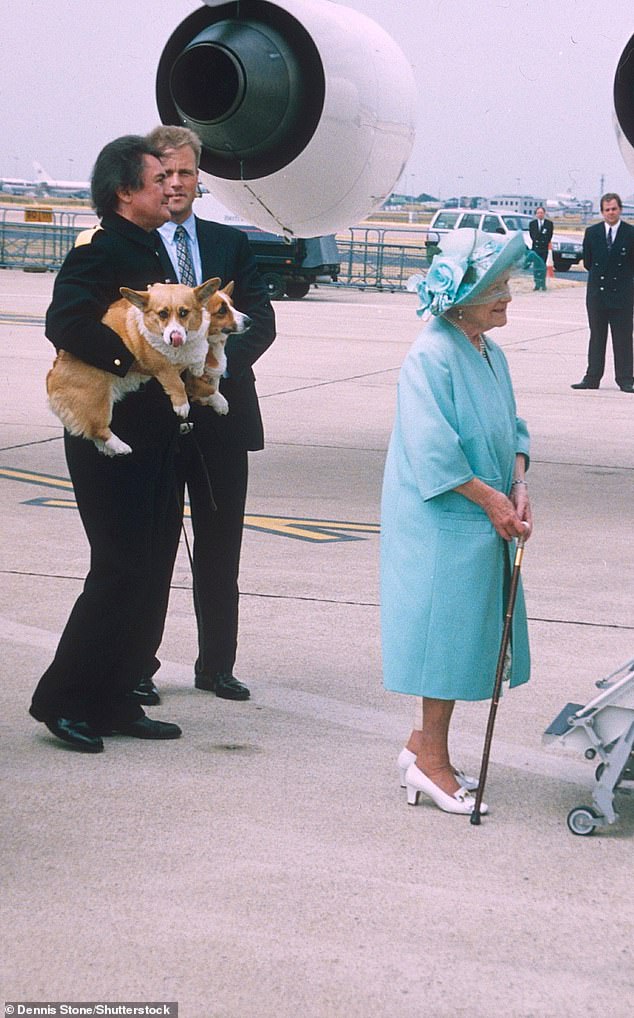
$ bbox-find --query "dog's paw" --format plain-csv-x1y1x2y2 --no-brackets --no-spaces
96,435,132,456
210,393,229,415
174,401,190,419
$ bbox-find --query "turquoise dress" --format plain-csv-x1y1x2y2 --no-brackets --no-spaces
381,316,530,701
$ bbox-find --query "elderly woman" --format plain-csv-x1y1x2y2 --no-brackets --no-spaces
381,229,533,816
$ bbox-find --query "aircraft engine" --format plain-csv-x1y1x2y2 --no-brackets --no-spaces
156,0,416,236
614,32,634,175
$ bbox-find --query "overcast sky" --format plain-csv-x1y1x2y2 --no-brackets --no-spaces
2,0,633,204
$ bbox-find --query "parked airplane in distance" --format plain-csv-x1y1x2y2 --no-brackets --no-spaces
0,176,37,195
32,162,90,198
545,192,593,215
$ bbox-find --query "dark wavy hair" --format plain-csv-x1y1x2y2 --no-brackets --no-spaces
91,135,162,218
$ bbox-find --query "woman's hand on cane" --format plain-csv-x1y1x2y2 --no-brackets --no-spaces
455,477,529,541
510,483,533,540
481,488,528,541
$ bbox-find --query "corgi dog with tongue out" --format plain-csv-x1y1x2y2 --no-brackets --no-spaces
46,277,221,456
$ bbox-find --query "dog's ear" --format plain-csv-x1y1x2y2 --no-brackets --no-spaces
120,287,150,309
223,280,235,296
196,277,221,303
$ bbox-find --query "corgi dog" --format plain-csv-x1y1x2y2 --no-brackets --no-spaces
186,280,252,412
46,277,221,456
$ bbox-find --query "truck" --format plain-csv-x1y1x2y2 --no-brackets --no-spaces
241,229,340,299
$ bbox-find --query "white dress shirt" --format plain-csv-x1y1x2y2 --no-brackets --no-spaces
157,215,202,285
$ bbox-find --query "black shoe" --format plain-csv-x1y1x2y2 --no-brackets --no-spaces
129,676,161,705
195,672,250,700
570,379,600,389
32,713,104,753
99,717,182,740
618,384,634,392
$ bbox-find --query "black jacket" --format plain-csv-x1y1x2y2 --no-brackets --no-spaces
528,217,553,258
45,212,180,449
46,212,170,376
583,219,634,310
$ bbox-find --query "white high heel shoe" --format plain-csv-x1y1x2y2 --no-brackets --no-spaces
397,747,478,792
405,762,488,815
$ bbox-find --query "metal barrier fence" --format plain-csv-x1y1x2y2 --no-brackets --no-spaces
0,208,432,290
335,226,430,290
0,206,98,272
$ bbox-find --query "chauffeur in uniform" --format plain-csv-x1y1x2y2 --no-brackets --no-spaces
572,192,634,392
528,204,553,290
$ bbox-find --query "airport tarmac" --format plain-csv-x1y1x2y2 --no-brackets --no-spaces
1,268,633,1017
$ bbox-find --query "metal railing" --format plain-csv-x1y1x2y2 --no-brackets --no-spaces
0,210,433,290
0,207,98,272
335,226,431,290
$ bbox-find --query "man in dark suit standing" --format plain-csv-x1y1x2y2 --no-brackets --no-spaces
140,125,276,703
30,136,185,752
528,205,553,290
572,192,634,392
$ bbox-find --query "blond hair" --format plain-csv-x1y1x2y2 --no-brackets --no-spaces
146,125,202,166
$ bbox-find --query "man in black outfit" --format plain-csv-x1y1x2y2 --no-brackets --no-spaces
528,204,553,290
136,125,276,705
30,136,185,752
572,192,634,392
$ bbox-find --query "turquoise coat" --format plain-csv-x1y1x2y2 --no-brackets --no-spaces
380,316,530,701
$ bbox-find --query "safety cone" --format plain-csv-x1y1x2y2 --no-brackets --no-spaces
546,243,555,281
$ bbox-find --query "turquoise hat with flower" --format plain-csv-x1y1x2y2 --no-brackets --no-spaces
408,229,531,318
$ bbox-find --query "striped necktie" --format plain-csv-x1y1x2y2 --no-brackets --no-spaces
175,225,196,286
607,227,613,252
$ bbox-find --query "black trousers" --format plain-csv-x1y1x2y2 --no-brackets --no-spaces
176,414,249,679
585,299,634,386
31,388,180,725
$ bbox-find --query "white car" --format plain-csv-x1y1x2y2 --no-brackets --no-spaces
426,208,583,271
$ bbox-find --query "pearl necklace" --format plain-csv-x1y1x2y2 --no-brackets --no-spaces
452,319,487,357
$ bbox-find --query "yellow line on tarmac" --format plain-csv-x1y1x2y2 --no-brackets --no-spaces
2,467,379,543
0,466,73,489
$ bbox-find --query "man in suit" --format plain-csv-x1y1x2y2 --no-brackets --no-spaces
30,135,185,752
137,125,276,704
528,205,553,290
572,192,634,392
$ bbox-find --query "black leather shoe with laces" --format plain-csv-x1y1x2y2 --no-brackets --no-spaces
99,717,182,739
195,672,250,700
129,676,161,705
31,713,104,753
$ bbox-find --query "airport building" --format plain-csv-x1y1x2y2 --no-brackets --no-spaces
489,194,544,215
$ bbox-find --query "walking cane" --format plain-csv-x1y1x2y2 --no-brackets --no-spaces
471,527,528,825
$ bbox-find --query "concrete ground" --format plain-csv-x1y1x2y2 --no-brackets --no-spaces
1,267,633,1018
